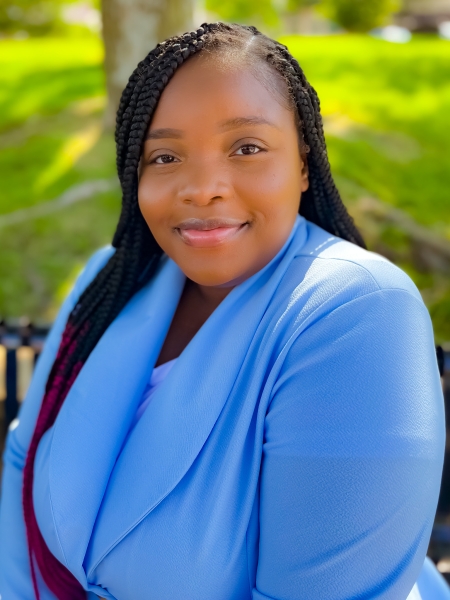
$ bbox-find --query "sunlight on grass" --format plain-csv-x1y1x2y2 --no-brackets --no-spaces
0,37,103,69
0,37,104,130
71,96,106,116
34,123,102,192
281,34,450,231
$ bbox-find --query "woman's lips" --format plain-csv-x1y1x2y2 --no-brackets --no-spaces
175,218,249,248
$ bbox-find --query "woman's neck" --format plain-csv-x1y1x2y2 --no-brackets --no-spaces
187,278,234,313
154,278,234,367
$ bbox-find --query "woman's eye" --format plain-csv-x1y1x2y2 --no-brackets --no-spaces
235,144,263,156
153,154,178,164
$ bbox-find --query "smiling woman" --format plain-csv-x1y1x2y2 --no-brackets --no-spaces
0,22,448,600
138,55,308,290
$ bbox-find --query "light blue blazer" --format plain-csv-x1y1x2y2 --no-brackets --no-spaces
0,216,448,600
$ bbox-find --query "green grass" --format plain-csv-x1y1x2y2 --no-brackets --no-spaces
0,38,104,130
0,34,449,340
282,34,450,232
0,36,120,320
282,34,450,341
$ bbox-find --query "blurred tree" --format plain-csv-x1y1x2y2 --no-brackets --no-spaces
320,0,401,32
283,0,327,35
101,0,194,128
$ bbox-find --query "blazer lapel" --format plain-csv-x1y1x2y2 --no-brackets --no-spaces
48,255,185,586
83,216,308,577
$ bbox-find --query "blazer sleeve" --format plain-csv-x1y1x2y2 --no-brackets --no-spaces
0,246,114,600
254,288,446,600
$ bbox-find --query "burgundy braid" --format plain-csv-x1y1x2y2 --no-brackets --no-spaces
22,22,365,600
23,323,87,599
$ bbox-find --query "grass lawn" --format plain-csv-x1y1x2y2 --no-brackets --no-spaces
0,37,120,318
0,34,449,340
282,34,450,231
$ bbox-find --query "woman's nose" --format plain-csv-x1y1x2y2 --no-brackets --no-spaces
177,163,233,206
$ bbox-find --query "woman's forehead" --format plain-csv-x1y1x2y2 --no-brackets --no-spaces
148,56,294,134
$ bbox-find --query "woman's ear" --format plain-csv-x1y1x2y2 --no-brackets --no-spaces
300,156,309,193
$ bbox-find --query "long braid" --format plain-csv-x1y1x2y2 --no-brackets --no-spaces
23,22,365,600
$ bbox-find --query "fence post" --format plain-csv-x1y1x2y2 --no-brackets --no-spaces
5,345,19,432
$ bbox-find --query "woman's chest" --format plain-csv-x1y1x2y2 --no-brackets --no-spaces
84,399,262,600
38,276,299,598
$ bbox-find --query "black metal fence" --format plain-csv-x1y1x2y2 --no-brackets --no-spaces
0,319,50,432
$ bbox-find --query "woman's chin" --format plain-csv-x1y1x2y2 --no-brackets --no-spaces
182,269,245,289
169,246,255,289
181,264,246,288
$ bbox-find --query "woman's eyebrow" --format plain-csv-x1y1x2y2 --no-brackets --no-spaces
146,117,278,141
218,116,280,131
146,128,183,140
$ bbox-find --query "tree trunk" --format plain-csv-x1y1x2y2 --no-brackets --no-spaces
101,0,194,128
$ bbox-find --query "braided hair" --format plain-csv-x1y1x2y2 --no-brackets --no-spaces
23,22,365,600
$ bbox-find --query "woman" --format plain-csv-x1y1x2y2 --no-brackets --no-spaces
0,22,448,600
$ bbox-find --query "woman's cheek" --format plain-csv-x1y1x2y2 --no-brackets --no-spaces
138,174,169,221
234,165,298,217
250,152,294,188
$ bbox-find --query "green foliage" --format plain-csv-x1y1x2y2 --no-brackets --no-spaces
205,0,320,28
205,0,281,29
0,1,57,35
430,293,450,344
0,0,98,36
286,0,319,11
205,0,400,31
320,0,401,32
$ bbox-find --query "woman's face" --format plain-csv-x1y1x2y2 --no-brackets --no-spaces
138,55,309,288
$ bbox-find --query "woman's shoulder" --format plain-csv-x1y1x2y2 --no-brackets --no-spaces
270,219,428,342
290,219,423,304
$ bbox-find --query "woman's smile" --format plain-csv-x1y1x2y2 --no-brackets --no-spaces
175,217,250,247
